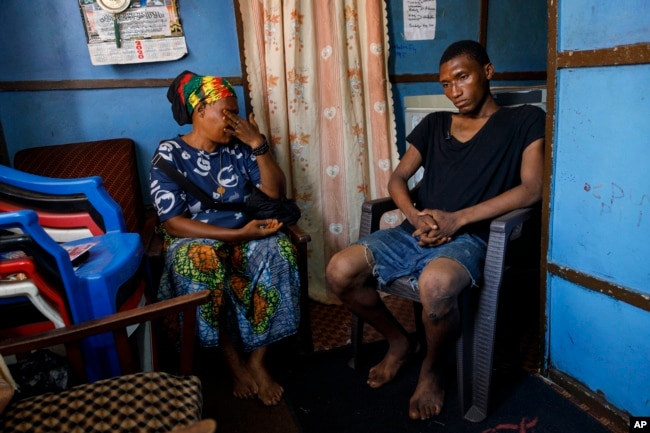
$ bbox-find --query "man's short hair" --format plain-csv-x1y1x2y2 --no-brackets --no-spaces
439,40,491,67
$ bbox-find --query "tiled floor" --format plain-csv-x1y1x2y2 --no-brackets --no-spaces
309,294,416,352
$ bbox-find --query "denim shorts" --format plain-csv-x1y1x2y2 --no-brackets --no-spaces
356,226,487,289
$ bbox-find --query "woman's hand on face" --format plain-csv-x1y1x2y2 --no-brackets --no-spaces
223,110,265,148
242,218,283,239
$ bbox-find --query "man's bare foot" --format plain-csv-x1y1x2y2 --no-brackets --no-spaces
367,335,411,388
408,368,445,420
248,362,284,406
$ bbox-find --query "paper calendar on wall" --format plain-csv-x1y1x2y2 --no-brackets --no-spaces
79,0,188,65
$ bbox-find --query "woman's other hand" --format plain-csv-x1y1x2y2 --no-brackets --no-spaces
242,218,283,239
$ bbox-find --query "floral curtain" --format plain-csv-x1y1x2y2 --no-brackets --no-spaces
239,0,399,303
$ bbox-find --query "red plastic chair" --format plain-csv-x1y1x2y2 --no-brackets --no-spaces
0,257,70,337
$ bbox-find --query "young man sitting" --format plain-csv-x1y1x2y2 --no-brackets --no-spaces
326,39,545,420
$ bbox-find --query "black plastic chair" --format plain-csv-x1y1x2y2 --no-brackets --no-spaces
348,192,537,422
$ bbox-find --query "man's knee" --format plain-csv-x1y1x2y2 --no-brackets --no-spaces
418,265,467,322
325,250,354,296
325,253,345,295
423,294,457,323
326,245,371,297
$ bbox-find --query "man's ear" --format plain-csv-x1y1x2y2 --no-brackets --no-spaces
484,62,494,80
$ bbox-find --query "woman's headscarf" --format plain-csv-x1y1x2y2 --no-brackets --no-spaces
167,70,236,125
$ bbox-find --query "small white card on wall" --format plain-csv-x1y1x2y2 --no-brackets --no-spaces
403,0,436,41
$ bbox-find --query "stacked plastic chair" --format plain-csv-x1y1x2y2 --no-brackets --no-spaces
0,244,69,334
0,165,151,381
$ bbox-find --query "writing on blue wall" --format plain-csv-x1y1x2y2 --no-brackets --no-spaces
393,43,419,60
584,181,650,228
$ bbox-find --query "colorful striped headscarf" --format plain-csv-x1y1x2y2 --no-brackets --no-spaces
167,70,236,125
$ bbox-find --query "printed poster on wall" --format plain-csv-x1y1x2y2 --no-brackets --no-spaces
79,0,188,65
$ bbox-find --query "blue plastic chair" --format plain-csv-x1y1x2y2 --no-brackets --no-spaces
0,164,126,237
0,166,150,381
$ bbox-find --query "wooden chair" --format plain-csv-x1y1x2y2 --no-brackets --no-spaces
0,290,215,433
348,192,538,422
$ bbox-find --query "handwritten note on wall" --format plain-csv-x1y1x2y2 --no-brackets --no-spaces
404,0,436,41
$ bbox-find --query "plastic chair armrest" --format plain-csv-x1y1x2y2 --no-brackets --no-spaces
360,197,398,237
489,207,534,240
360,185,420,237
464,206,535,422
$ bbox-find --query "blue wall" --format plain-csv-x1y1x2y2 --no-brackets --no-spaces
0,0,547,196
551,65,650,291
0,1,241,81
548,277,649,415
558,0,650,51
549,1,650,417
0,0,244,202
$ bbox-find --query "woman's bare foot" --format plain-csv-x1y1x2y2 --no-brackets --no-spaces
247,347,283,406
230,362,259,399
220,331,259,399
367,334,411,388
408,367,445,420
248,363,283,406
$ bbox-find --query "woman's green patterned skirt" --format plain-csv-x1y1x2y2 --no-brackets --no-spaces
158,231,301,351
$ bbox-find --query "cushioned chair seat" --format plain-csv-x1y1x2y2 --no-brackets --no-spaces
0,372,202,433
0,291,211,432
